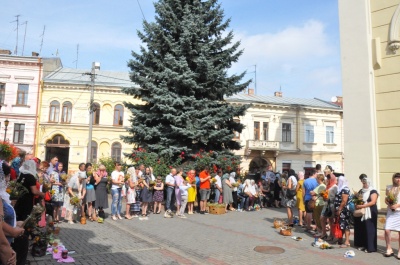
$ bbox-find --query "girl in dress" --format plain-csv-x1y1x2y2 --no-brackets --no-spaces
153,176,164,214
140,167,154,219
384,172,400,258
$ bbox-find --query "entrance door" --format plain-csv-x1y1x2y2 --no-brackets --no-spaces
45,134,70,173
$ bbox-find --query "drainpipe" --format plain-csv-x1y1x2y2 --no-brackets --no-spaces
33,58,42,156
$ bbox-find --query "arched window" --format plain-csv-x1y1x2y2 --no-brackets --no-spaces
92,102,100,125
49,100,60,122
61,101,72,123
113,104,124,126
90,140,98,163
111,142,122,162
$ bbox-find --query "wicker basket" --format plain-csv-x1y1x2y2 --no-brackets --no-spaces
279,226,292,236
273,218,286,228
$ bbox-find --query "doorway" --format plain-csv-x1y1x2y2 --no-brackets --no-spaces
45,134,70,173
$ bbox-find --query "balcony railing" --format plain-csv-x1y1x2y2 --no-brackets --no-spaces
246,140,280,150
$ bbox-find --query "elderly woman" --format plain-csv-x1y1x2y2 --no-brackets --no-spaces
229,172,238,209
334,176,351,247
243,179,256,211
64,163,86,224
295,171,305,226
273,173,283,208
353,174,378,253
94,164,109,219
310,173,326,237
384,172,400,258
321,172,337,240
222,173,234,212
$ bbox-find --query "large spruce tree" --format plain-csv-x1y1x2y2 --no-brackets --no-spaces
123,0,250,158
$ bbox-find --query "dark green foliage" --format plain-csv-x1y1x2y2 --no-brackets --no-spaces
124,0,250,159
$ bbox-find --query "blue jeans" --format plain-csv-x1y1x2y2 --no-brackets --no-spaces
166,187,175,211
214,189,221,203
238,193,248,210
111,188,122,216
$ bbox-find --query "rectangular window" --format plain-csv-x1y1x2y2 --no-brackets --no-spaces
13,123,25,144
282,123,291,142
305,124,314,143
326,126,334,143
16,84,29,105
0,83,5,105
233,119,240,140
254,121,260,140
263,122,268,141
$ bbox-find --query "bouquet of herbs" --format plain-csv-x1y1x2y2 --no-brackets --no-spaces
7,180,29,200
386,192,397,212
69,196,81,207
351,189,364,205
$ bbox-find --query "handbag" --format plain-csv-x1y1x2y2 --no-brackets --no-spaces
307,199,316,210
353,208,365,217
286,189,296,199
333,218,343,239
322,200,333,217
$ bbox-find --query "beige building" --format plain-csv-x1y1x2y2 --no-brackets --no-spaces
36,66,138,172
227,90,344,176
339,0,400,207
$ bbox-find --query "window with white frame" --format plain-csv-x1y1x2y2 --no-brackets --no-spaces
0,83,5,105
326,126,334,143
17,84,29,105
282,123,291,142
305,124,314,143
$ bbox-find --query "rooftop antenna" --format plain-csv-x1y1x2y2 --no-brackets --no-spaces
21,21,28,56
246,64,257,95
137,0,147,21
10,15,20,55
72,44,79,68
39,25,46,55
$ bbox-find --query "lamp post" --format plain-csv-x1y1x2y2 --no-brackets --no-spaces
4,119,9,142
86,62,100,163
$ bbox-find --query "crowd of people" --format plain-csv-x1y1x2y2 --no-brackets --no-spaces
1,150,400,264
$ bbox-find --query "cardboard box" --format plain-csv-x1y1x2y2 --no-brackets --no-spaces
208,205,225,215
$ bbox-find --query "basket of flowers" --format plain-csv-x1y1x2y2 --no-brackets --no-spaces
0,141,18,161
6,180,29,200
279,226,293,236
207,203,226,215
273,218,286,228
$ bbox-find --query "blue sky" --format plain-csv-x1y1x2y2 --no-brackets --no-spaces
0,0,341,99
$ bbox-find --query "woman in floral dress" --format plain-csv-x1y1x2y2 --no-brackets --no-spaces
153,176,164,214
334,176,351,247
51,162,65,223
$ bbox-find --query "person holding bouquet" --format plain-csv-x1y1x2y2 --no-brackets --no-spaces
384,172,400,258
186,169,196,215
353,174,378,253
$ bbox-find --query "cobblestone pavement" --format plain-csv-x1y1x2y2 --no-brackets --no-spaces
28,205,400,265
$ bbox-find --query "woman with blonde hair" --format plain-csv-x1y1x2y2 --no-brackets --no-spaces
384,172,400,258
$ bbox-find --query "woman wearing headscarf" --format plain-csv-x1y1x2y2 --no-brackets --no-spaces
383,172,400,258
243,179,255,211
13,160,45,265
222,173,234,212
229,172,238,210
334,176,351,247
353,174,378,253
321,172,337,240
273,173,282,208
64,163,85,224
295,171,305,226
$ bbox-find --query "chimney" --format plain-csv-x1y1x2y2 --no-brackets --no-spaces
0,50,12,55
248,88,254,95
331,96,343,107
32,52,39,57
274,91,282,97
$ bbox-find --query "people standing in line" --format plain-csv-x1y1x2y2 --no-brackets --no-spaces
165,168,176,214
153,176,164,214
353,174,379,253
295,171,305,226
50,162,65,223
214,169,222,203
229,172,238,209
110,162,124,221
93,164,109,219
283,169,297,226
199,166,211,214
310,173,326,237
140,167,154,219
174,168,185,215
84,163,97,221
303,169,318,233
334,176,351,248
384,173,400,258
222,173,234,212
186,169,196,215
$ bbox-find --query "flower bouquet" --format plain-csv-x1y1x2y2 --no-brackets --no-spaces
211,178,217,183
351,189,364,205
320,190,329,201
70,196,81,214
0,141,18,161
149,180,156,190
23,203,45,230
6,180,29,200
386,192,397,212
231,182,239,187
59,173,68,184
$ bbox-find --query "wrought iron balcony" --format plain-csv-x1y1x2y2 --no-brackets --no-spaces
246,140,280,150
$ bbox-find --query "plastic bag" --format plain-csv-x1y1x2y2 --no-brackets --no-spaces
332,218,342,239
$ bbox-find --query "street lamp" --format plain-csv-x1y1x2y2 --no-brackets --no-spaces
4,119,9,142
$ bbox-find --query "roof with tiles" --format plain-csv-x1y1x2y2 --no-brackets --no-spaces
227,93,342,110
43,67,135,88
